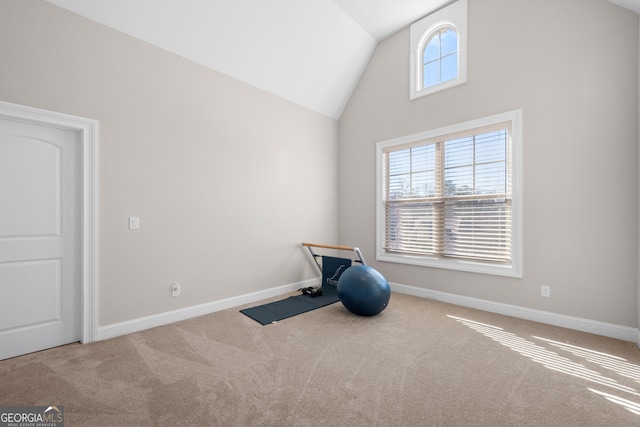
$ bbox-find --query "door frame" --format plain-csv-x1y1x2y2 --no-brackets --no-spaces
0,100,99,344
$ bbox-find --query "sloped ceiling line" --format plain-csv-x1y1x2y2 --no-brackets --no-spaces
44,0,639,119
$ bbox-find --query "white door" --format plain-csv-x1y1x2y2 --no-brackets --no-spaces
0,117,81,360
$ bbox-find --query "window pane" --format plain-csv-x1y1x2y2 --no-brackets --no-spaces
388,146,437,199
445,165,474,196
388,174,409,199
445,136,474,168
422,28,457,88
412,171,436,197
476,130,507,163
441,53,458,82
444,199,511,262
388,150,410,176
382,122,513,266
440,29,458,56
411,144,434,172
388,154,410,197
380,112,519,275
410,1,467,100
475,162,507,194
423,61,440,88
385,201,440,254
423,34,441,63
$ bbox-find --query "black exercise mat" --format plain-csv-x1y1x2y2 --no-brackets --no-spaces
240,285,340,325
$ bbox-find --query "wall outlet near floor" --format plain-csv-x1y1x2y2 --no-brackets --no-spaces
171,282,181,297
541,285,551,298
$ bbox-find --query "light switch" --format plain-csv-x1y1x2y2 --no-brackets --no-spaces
129,216,140,230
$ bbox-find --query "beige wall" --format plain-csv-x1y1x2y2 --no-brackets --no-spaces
1,0,638,331
0,1,338,326
339,0,639,327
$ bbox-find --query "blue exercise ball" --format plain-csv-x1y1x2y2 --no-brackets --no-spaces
337,265,390,316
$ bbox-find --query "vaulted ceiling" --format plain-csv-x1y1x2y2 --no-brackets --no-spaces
45,0,639,119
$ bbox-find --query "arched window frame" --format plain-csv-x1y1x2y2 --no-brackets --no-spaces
418,23,459,90
410,0,467,100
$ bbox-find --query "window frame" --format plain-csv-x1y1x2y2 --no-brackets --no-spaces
410,0,468,100
421,25,459,90
376,110,523,278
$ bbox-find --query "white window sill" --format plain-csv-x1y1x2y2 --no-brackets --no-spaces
377,252,522,278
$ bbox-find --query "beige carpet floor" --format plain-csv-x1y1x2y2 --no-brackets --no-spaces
2,292,640,426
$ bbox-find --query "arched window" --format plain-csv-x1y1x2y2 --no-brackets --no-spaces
422,26,458,89
410,0,467,99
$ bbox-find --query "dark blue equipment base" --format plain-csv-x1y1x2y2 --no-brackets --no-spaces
240,285,340,325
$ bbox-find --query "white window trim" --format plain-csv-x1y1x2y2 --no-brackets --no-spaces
410,0,468,100
376,109,523,278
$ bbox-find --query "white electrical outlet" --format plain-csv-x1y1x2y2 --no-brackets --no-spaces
129,216,140,230
171,282,180,297
541,285,551,298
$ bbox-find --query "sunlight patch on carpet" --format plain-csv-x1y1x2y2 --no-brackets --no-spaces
447,314,640,416
533,336,640,384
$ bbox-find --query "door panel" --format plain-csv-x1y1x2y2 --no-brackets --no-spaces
0,259,61,330
0,137,61,236
0,117,80,360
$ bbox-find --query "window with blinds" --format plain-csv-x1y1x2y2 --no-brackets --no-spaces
376,110,522,277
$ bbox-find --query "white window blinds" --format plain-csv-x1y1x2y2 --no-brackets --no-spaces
382,122,512,265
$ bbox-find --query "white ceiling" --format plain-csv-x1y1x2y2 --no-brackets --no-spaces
45,0,639,119
609,0,640,14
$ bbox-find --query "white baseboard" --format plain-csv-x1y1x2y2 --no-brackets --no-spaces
96,278,639,347
97,277,320,341
390,282,640,344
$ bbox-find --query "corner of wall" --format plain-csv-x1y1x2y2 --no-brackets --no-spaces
637,15,640,349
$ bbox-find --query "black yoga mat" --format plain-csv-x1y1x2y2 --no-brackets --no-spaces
240,284,341,325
